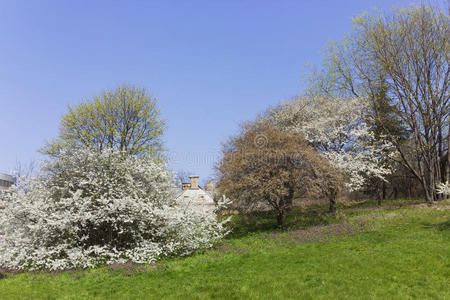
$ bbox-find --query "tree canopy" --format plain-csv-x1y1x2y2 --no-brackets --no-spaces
42,84,166,158
216,126,343,225
260,96,395,210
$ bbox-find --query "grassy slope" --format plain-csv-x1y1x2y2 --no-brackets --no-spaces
0,201,449,299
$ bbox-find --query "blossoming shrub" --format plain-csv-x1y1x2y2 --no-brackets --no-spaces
0,149,229,270
263,97,395,190
436,181,450,197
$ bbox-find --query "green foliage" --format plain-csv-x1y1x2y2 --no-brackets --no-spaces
42,84,166,158
1,203,449,299
369,80,408,143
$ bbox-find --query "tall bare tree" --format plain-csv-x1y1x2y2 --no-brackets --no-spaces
307,5,449,202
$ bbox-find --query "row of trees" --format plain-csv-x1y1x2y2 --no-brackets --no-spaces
215,4,449,225
305,5,449,202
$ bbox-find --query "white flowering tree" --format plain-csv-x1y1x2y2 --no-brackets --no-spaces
262,96,395,211
436,182,450,198
0,148,229,271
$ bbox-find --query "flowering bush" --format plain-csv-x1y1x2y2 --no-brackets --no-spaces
436,181,450,197
263,97,396,190
0,149,229,270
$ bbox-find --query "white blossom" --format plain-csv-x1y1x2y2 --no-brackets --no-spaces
0,148,229,270
264,97,395,190
436,181,450,196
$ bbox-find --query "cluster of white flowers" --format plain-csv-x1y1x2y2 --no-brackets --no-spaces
265,97,395,190
0,148,229,271
436,181,450,196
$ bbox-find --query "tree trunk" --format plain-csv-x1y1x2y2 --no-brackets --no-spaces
422,178,433,204
376,179,383,206
447,133,450,184
407,177,411,199
277,212,284,227
277,188,294,227
328,191,337,213
446,133,450,200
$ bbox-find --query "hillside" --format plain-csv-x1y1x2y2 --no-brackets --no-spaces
1,199,449,299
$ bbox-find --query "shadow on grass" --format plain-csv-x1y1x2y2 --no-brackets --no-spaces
337,198,425,210
430,219,450,232
225,198,427,239
227,207,339,239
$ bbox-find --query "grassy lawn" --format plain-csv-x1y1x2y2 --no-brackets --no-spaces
1,200,449,299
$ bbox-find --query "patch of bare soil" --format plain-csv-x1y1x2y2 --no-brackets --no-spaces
266,222,356,244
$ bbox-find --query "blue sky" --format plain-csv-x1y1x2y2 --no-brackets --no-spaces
0,0,424,183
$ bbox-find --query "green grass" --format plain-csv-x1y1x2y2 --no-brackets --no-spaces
1,200,449,299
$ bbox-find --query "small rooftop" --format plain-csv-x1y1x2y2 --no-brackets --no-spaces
0,173,15,190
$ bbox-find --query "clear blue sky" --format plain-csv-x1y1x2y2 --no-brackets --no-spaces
0,0,424,182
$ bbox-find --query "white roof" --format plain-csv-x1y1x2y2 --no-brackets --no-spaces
176,188,215,205
0,173,14,182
